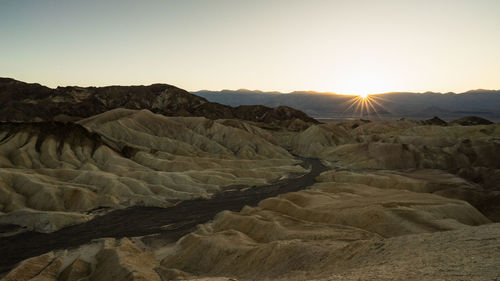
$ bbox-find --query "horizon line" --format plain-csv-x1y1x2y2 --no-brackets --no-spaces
2,77,499,96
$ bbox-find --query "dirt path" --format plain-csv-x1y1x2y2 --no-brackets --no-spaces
0,157,327,274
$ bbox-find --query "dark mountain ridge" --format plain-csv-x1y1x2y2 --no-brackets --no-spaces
0,78,318,127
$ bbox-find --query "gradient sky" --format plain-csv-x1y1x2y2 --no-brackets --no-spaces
1,0,499,94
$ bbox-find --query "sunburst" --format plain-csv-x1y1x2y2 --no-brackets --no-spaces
341,94,389,119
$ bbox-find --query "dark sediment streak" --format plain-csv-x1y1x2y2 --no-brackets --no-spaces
0,157,326,274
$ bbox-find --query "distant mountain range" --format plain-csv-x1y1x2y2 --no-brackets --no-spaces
193,89,500,121
3,78,498,123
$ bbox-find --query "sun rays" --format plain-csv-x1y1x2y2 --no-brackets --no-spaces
341,94,389,119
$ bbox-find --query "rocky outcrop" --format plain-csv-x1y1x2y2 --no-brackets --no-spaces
419,116,447,126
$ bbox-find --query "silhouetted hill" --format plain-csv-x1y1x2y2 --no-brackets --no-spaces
0,78,318,127
450,116,494,126
193,89,500,121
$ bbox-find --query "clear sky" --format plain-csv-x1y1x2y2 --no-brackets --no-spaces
1,0,499,94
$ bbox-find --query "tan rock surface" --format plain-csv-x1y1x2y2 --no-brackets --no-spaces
156,177,490,280
3,166,498,280
1,238,163,281
307,223,500,281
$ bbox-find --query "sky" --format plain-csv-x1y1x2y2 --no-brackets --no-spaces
1,0,499,95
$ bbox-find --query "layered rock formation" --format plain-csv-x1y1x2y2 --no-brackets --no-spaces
0,109,305,233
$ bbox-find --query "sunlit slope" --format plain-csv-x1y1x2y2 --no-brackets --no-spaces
0,110,305,232
79,108,292,159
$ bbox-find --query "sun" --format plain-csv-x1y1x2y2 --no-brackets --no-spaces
340,93,389,119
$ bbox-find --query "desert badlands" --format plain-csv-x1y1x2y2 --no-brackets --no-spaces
0,79,499,280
